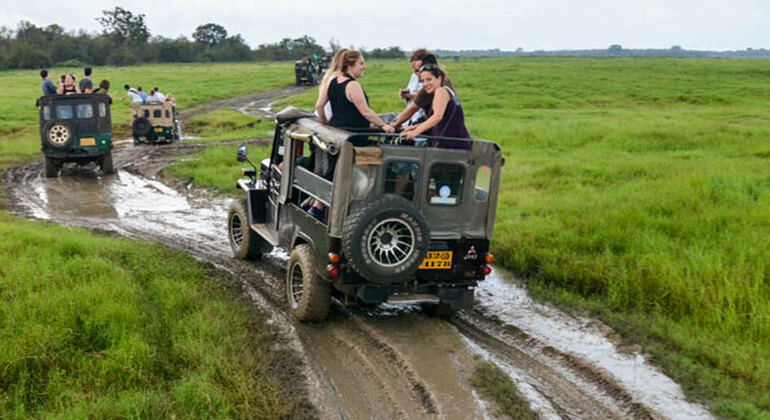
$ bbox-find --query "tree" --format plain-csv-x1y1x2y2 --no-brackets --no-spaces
96,7,149,45
193,23,227,46
608,44,623,53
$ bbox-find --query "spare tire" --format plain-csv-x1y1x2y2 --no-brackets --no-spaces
342,194,430,283
42,120,75,149
132,117,152,137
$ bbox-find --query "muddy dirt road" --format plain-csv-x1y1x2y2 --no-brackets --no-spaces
3,90,715,419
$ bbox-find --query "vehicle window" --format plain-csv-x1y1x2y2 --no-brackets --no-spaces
98,103,106,117
55,105,73,119
76,104,93,119
384,161,419,200
43,106,51,120
165,110,170,118
153,109,162,118
474,165,491,202
143,110,150,118
428,163,464,206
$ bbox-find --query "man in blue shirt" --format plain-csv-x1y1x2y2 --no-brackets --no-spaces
40,69,56,95
137,86,148,103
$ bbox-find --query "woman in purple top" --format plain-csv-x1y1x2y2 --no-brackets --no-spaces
399,64,471,149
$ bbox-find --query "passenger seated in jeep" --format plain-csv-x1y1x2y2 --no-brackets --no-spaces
399,64,471,149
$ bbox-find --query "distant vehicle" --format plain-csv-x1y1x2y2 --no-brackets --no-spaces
131,102,181,144
37,94,114,178
295,56,321,86
227,107,503,321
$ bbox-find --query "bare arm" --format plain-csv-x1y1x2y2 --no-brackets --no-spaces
315,79,330,123
402,88,450,140
346,81,394,132
393,102,420,128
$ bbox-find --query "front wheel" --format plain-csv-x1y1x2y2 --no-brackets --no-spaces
287,244,331,322
228,199,270,260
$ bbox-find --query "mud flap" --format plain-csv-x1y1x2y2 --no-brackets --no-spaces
247,188,268,223
437,288,474,310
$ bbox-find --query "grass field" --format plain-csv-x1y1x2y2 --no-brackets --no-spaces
170,57,770,419
0,62,309,418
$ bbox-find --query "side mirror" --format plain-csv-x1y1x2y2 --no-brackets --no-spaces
237,144,247,162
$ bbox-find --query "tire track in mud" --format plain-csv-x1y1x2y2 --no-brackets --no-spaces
454,311,656,419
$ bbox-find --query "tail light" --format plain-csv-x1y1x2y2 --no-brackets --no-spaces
327,264,340,278
328,253,341,263
485,253,495,263
482,265,492,276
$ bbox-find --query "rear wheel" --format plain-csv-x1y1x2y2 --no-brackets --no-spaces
44,156,59,178
228,199,270,260
287,244,331,322
100,152,114,174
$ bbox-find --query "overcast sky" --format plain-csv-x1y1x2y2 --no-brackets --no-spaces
1,0,769,51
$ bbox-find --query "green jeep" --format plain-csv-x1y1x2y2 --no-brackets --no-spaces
37,94,114,178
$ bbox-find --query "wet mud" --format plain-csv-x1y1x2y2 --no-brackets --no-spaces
3,89,715,419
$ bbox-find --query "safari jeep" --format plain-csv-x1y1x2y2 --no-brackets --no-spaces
294,57,320,86
131,102,180,144
37,94,114,178
228,107,503,321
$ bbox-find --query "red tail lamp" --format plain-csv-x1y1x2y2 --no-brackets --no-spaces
482,265,492,276
327,264,340,278
328,253,341,263
485,253,495,264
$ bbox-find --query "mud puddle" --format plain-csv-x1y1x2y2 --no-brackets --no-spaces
181,85,309,120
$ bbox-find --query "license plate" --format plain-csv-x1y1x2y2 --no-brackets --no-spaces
80,137,95,146
154,127,163,132
419,251,453,270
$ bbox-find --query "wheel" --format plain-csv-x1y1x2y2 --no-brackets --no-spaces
227,199,271,260
421,303,458,319
133,136,141,145
100,152,114,174
287,244,331,322
132,117,152,137
44,156,59,178
42,120,75,149
342,194,430,283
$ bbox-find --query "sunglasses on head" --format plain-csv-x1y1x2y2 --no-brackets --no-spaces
418,64,439,72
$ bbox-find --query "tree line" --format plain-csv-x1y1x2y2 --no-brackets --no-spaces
0,7,406,70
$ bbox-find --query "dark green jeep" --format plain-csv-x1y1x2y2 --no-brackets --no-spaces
37,94,114,178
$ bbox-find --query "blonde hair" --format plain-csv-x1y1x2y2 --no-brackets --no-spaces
321,48,349,87
339,49,362,74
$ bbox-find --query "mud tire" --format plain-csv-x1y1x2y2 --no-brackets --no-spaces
42,120,75,149
287,244,331,322
132,117,152,137
100,152,114,174
228,199,270,260
342,194,430,283
44,156,60,178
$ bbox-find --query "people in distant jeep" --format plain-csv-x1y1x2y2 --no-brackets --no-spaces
153,87,165,102
317,50,395,143
122,84,143,103
57,74,80,95
400,64,471,147
79,67,93,93
146,89,163,104
40,69,56,95
137,87,147,103
92,79,113,100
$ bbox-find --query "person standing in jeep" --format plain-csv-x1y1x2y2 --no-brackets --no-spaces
79,67,93,93
40,69,56,95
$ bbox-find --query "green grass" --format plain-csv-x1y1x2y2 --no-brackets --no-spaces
166,144,271,193
183,109,275,142
0,212,311,418
471,361,537,419
272,57,770,419
0,62,293,166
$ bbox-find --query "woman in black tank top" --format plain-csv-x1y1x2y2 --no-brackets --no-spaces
315,50,395,141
